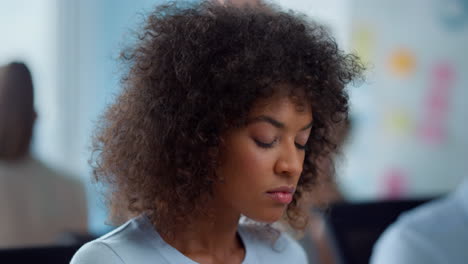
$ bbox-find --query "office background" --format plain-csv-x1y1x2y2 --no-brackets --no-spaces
1,0,467,235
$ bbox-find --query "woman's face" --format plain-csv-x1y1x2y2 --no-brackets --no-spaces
214,93,313,223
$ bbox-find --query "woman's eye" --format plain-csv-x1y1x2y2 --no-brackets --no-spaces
295,142,306,150
254,138,276,149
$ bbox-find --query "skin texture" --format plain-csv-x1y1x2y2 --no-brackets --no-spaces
215,93,312,223
163,92,313,263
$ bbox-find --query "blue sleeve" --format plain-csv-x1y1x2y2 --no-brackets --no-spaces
70,241,125,264
370,224,441,264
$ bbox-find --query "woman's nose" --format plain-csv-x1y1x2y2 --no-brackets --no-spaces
274,140,303,177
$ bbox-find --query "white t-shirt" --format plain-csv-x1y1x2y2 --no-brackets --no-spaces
71,214,308,264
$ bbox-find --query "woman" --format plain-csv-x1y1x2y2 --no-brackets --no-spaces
71,1,363,263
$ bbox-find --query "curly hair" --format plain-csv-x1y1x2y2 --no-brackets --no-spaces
92,0,364,232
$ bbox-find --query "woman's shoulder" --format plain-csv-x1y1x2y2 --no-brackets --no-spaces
70,240,125,264
71,215,164,264
239,224,308,264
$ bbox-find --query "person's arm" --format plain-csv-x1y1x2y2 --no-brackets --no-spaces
70,241,125,264
370,225,442,264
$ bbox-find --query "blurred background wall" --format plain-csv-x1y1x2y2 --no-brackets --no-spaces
1,0,467,237
340,0,468,200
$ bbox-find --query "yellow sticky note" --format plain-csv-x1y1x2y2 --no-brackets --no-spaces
389,49,416,77
385,109,413,136
352,25,374,66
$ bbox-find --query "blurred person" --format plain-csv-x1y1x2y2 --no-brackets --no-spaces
370,177,468,264
71,1,363,263
0,62,88,248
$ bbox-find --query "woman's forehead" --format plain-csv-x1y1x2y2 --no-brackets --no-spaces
249,94,312,121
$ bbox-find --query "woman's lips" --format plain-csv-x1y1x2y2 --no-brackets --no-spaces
266,192,293,204
266,186,295,204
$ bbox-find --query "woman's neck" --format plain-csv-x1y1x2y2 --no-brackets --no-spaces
160,201,245,263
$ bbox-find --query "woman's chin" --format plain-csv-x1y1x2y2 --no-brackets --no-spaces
243,208,285,223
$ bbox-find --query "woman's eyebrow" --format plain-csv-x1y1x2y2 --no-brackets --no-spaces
248,116,284,128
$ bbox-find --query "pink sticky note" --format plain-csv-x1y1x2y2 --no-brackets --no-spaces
418,63,455,145
380,168,408,199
